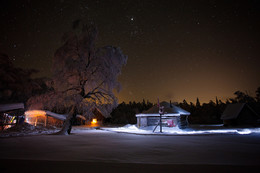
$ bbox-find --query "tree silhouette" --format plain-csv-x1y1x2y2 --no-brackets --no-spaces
256,87,260,102
233,91,255,103
196,97,201,108
215,96,219,106
0,53,44,104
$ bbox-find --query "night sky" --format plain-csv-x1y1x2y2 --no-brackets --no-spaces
1,0,260,103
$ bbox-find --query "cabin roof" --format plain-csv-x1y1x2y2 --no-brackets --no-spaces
0,103,24,112
142,101,190,115
221,103,245,120
221,103,260,120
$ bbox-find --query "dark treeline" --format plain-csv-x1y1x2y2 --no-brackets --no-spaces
0,53,49,104
105,99,153,124
106,87,260,125
185,89,260,124
179,98,224,124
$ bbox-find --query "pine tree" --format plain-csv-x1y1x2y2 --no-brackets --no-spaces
215,96,219,106
196,97,201,108
256,87,260,102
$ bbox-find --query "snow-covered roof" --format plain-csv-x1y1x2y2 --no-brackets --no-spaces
25,110,86,121
221,103,260,120
46,111,86,120
0,103,24,112
45,111,66,120
221,103,246,120
136,113,180,117
141,101,190,115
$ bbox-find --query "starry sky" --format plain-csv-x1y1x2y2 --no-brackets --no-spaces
1,0,260,103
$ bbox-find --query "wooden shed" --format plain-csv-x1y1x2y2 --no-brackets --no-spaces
0,103,25,130
136,101,190,129
221,103,260,126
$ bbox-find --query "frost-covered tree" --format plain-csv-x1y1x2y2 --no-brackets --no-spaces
27,24,127,135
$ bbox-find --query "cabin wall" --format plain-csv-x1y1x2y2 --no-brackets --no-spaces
236,108,258,126
223,119,236,126
147,117,159,126
26,116,63,127
223,107,259,127
137,116,179,128
178,115,189,129
137,117,147,127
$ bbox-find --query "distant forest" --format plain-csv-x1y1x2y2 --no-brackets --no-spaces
105,87,260,125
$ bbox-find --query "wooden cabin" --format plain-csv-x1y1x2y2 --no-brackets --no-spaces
221,103,260,126
136,101,190,129
0,103,25,130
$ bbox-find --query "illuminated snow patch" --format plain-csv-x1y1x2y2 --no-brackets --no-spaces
237,129,252,135
103,125,260,135
108,125,149,133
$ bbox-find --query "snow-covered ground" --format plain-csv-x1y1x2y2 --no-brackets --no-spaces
1,125,260,172
103,124,260,135
2,123,260,138
0,123,60,137
1,127,260,165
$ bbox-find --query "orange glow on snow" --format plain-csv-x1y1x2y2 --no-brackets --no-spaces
25,110,46,117
24,110,47,126
91,118,97,125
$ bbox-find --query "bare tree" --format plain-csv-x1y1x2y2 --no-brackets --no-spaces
27,24,127,135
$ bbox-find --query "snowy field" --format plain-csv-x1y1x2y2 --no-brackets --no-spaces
0,123,60,138
2,123,260,137
1,125,260,172
103,124,260,135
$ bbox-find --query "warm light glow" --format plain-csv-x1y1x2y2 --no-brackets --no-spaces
91,118,97,125
24,110,47,126
25,110,46,117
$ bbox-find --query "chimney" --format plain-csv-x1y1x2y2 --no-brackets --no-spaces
170,100,173,108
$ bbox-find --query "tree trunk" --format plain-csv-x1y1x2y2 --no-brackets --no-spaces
56,106,76,135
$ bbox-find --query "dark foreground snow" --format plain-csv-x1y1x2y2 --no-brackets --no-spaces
0,123,60,137
1,127,260,172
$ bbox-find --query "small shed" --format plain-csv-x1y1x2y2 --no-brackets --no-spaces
136,101,190,129
0,103,25,129
24,110,86,127
221,103,260,126
0,103,24,112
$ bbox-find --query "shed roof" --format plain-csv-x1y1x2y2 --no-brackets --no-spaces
221,103,260,120
221,103,257,120
25,110,86,121
142,101,190,115
221,103,246,120
0,103,24,112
